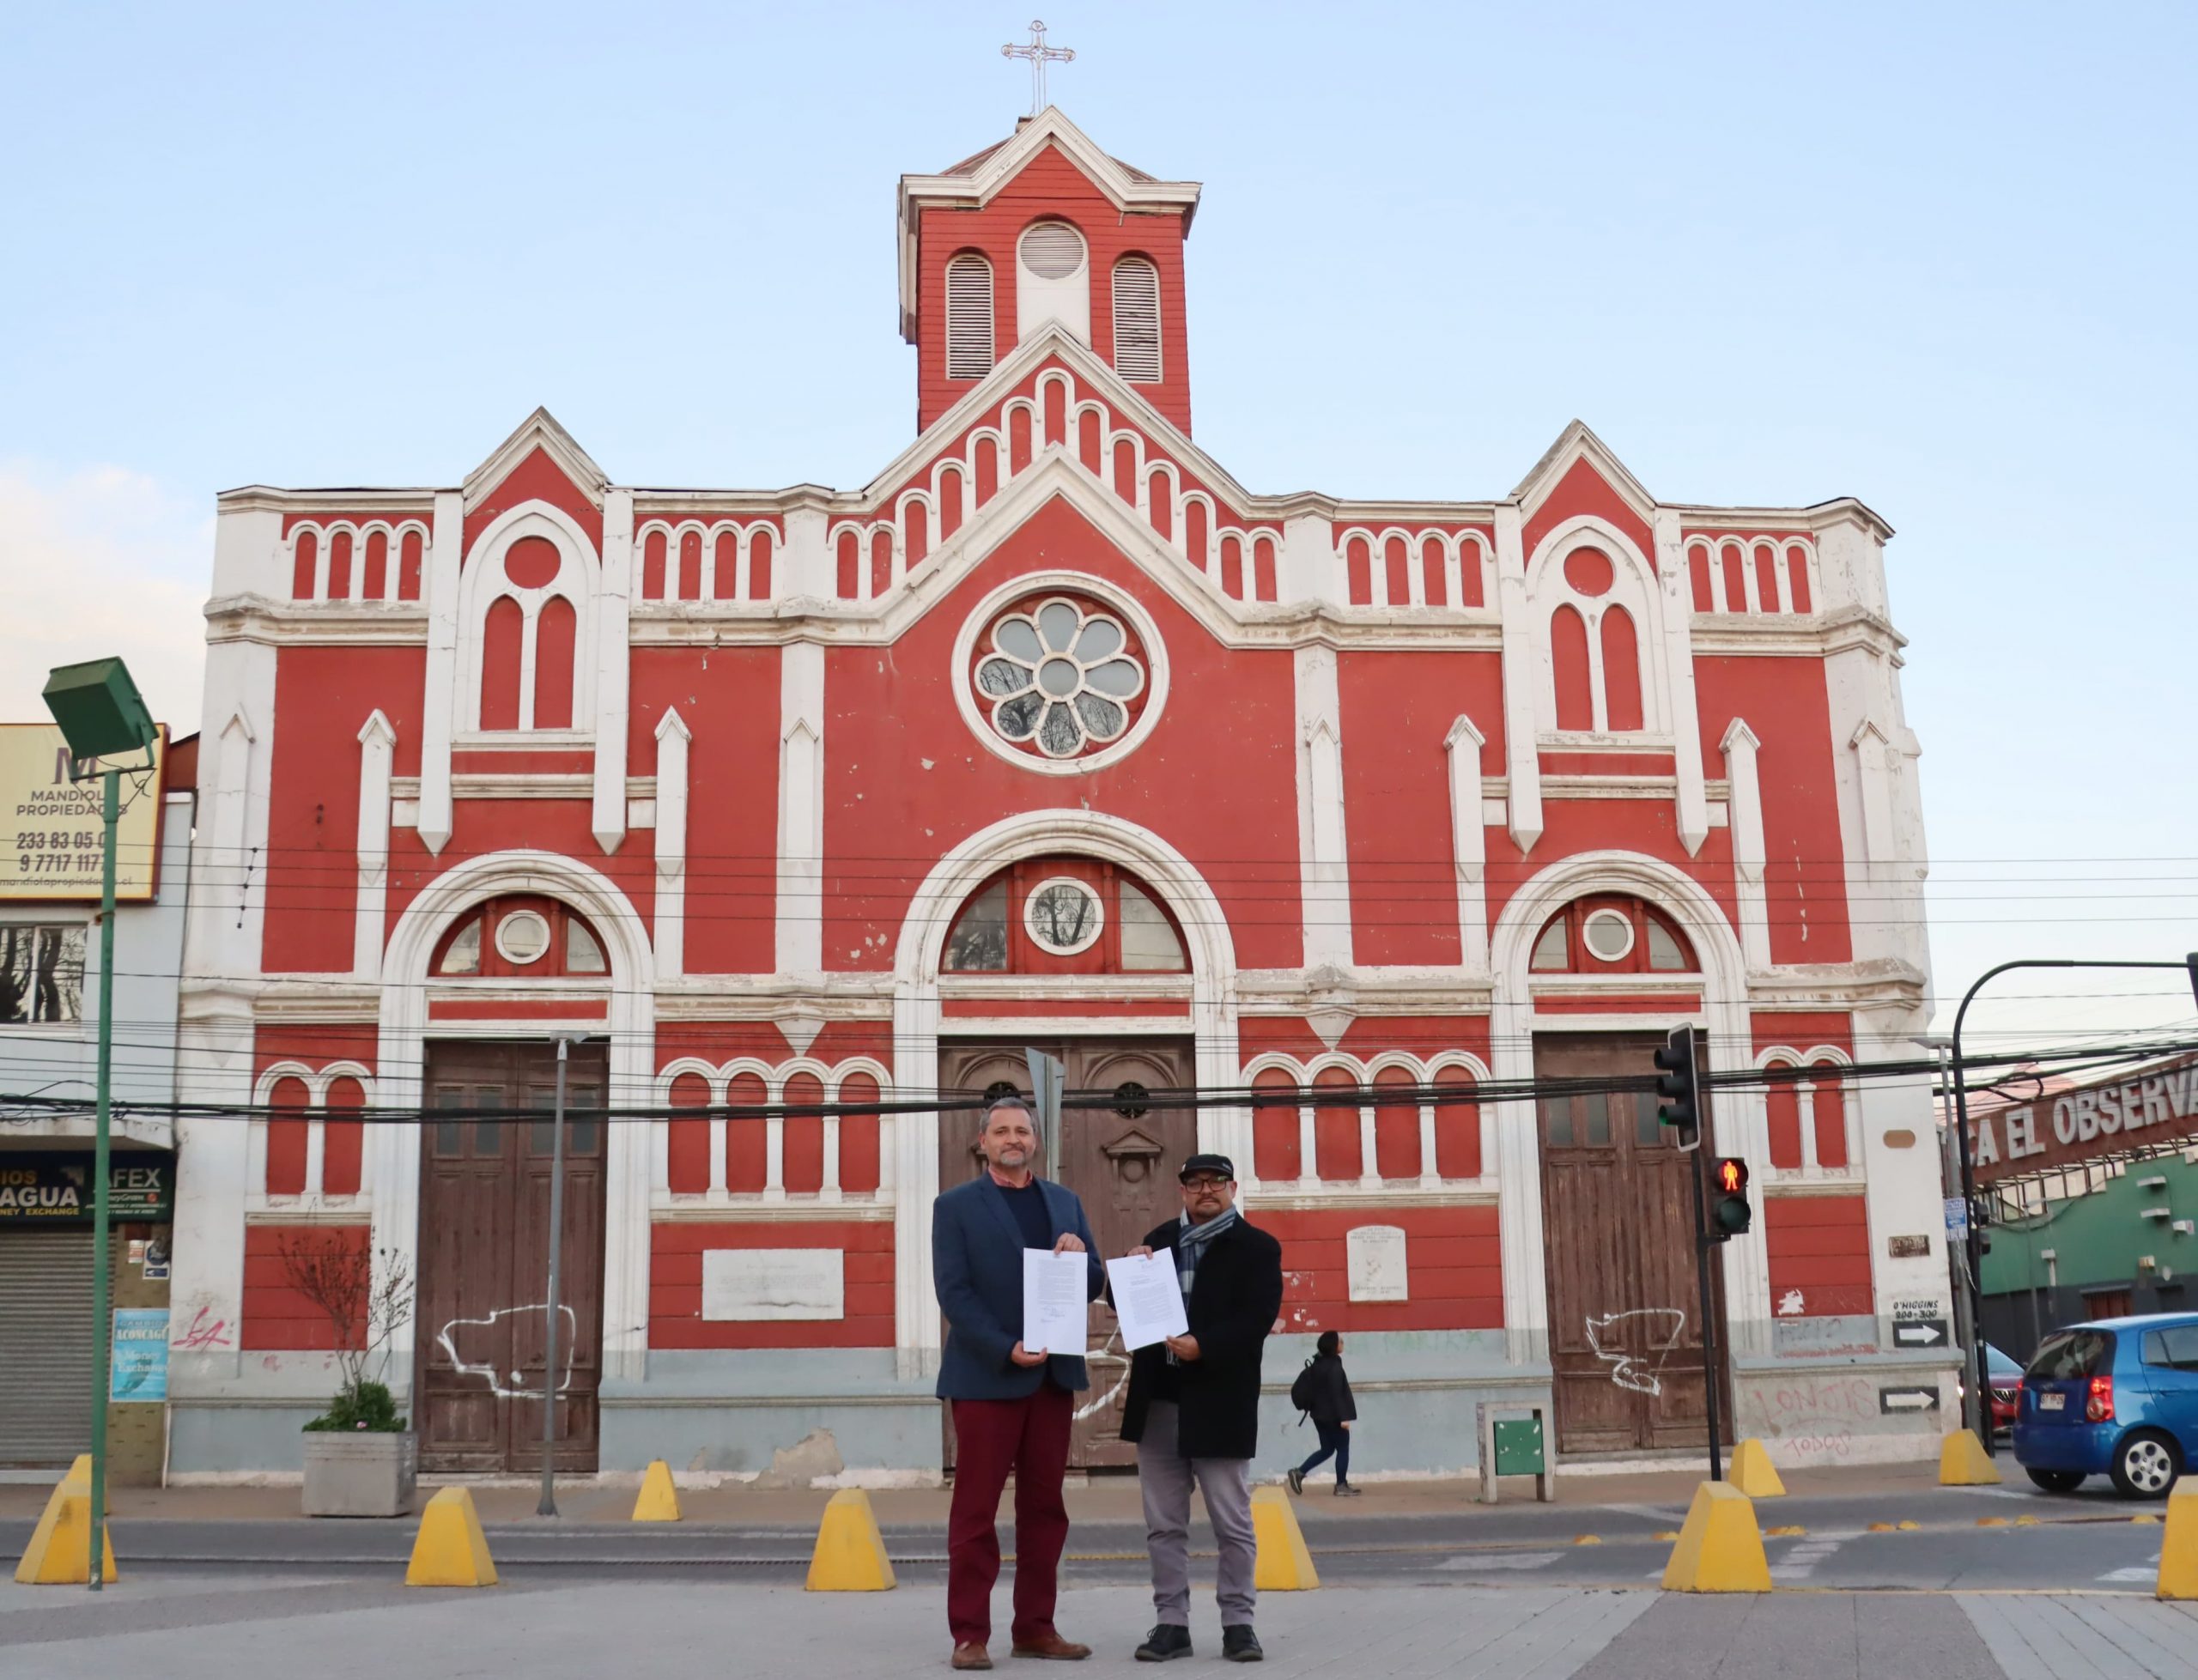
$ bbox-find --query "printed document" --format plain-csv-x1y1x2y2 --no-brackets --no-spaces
1022,1248,1088,1354
1106,1252,1190,1351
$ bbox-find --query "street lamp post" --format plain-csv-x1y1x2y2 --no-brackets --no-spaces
1947,955,2198,1458
40,658,158,1592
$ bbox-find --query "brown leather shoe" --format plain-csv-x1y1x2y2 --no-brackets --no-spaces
951,1644,993,1671
1011,1633,1091,1661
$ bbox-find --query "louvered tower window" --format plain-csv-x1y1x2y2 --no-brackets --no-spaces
1112,258,1162,383
945,253,995,379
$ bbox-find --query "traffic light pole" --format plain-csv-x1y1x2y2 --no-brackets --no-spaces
1690,1143,1722,1483
88,764,118,1589
1948,955,2198,1458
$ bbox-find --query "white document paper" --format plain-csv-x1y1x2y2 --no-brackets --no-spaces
1106,1252,1190,1351
1022,1248,1089,1355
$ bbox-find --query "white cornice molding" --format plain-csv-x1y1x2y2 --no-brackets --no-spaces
1509,420,1657,526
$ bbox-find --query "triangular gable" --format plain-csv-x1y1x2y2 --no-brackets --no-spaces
856,322,1260,526
897,107,1201,340
1512,420,1658,562
463,408,610,513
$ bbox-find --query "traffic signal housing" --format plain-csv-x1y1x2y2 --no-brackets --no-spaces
1653,1026,1701,1151
1710,1156,1752,1240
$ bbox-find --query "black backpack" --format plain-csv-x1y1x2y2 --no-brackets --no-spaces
1288,1357,1318,1422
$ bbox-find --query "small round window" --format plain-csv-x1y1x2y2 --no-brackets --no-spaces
1582,908,1635,963
1025,877,1103,955
495,909,552,965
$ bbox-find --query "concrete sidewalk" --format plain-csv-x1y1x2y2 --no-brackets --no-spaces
5,1579,2197,1679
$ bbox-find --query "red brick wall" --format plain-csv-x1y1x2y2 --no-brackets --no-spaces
649,1221,894,1349
1259,1206,1503,1334
1764,1194,1873,1319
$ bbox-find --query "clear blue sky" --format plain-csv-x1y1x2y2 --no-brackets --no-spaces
4,2,2193,1046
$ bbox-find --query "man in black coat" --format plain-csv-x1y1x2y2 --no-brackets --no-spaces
1117,1154,1284,1664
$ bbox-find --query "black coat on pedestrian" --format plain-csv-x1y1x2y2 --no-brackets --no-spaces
1119,1214,1284,1462
1301,1353,1357,1426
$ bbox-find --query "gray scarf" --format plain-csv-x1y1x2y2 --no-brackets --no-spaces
1173,1206,1239,1298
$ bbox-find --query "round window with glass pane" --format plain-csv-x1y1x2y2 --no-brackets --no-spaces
1528,896,1696,975
433,895,610,979
968,591,1151,763
942,859,1188,975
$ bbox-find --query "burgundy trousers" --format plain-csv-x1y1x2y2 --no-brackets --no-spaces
946,1383,1074,1647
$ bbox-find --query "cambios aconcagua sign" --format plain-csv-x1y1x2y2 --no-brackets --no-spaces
1967,1055,2198,1186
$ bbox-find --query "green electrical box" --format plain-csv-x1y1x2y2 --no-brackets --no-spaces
1491,1416,1545,1476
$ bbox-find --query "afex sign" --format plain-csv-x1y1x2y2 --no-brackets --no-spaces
0,1153,174,1222
1968,1054,2198,1186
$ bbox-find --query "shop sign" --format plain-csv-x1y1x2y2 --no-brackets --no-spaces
0,723,167,903
0,1153,174,1222
1968,1053,2198,1186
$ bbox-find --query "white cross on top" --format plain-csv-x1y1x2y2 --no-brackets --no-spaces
1002,19,1074,117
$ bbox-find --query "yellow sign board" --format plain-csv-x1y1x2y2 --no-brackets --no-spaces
0,724,167,903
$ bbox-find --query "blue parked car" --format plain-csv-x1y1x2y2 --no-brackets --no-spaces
2013,1314,2198,1498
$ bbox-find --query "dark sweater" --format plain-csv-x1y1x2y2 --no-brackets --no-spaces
997,1177,1052,1251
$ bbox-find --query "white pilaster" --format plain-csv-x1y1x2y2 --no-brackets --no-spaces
1721,718,1771,972
1494,506,1542,852
653,707,690,978
1655,510,1710,855
1280,511,1344,607
417,490,463,854
353,711,394,980
1293,644,1353,968
1443,714,1489,973
592,488,633,854
776,641,826,974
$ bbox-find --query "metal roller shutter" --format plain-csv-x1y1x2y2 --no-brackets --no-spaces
0,1228,96,1466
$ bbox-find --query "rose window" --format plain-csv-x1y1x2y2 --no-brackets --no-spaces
972,597,1147,761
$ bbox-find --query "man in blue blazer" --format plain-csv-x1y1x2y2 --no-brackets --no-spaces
934,1095,1104,1670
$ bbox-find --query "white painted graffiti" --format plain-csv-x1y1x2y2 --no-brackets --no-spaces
1072,1325,1132,1422
1585,1308,1686,1396
437,1304,578,1400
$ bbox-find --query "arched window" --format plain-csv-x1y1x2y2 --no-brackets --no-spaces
1529,896,1697,974
944,252,994,379
467,529,586,733
1016,220,1090,345
942,858,1187,975
1112,256,1162,382
433,896,610,979
1545,543,1650,733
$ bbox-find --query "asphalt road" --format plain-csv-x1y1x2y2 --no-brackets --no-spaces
3,1475,2175,1593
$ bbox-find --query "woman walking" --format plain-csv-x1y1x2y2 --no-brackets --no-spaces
1284,1331,1359,1496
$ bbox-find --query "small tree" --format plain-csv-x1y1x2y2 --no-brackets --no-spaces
276,1233,414,1432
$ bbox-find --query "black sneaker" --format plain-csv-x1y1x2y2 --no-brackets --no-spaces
1333,1482,1362,1497
1284,1467,1304,1496
1133,1625,1193,1663
1222,1627,1264,1663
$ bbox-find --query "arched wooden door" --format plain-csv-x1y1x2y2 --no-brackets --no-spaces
938,1038,1198,1469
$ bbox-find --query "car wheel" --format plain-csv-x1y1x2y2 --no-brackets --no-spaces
2108,1430,2181,1500
2025,1467,2086,1493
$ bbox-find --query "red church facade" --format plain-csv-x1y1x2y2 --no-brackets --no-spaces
167,110,1949,1480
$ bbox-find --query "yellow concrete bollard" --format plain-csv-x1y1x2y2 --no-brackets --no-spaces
805,1489,896,1592
404,1487,499,1587
15,1477,117,1586
1938,1429,2003,1486
1661,1480,1771,1593
2158,1483,2198,1600
1729,1439,1787,1499
1250,1484,1319,1591
632,1459,683,1523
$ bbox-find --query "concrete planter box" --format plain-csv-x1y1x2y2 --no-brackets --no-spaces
301,1430,417,1518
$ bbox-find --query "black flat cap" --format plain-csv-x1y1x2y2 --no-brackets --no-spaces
1178,1152,1236,1182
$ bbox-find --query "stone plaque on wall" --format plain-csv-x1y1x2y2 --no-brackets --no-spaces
702,1248,845,1321
1346,1225,1408,1302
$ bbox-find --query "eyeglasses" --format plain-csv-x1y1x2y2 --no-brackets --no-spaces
1181,1175,1230,1189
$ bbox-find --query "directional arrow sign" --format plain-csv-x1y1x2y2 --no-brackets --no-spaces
1894,1319,1948,1348
1880,1386,1941,1413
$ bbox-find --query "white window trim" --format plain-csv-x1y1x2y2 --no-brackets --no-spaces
1023,876,1105,956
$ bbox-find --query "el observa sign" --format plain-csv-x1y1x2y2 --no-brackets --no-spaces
1967,1054,2198,1186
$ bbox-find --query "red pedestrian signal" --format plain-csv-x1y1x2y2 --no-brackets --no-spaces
1710,1156,1752,1240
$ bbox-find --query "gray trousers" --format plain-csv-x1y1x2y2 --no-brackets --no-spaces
1137,1400,1257,1628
